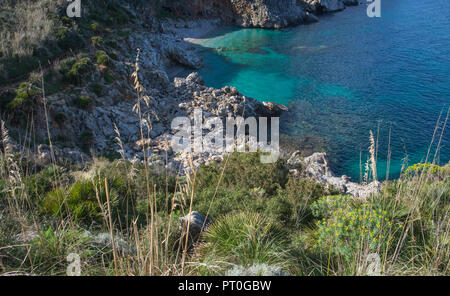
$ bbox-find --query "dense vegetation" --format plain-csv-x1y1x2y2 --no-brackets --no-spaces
0,139,448,275
0,0,449,277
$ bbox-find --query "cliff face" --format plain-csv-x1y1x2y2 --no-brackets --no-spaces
162,0,307,29
298,0,345,14
160,0,235,22
229,0,306,29
162,0,357,29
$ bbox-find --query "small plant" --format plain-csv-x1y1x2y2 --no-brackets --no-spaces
91,83,103,96
404,163,448,178
91,36,103,47
80,130,94,152
66,57,92,84
54,112,67,125
74,95,94,110
106,39,118,49
7,82,39,109
90,22,101,32
54,26,84,51
194,212,290,275
311,195,402,263
103,72,114,84
28,226,92,275
56,57,76,75
95,50,110,66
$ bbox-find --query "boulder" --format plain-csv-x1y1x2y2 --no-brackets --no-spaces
91,232,134,255
179,211,212,247
289,151,381,199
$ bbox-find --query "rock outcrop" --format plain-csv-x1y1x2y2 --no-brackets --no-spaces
33,18,288,172
162,0,359,29
288,152,381,199
230,0,307,28
298,0,345,13
163,0,311,29
179,211,212,247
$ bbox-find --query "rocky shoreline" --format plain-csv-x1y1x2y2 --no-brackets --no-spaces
23,1,380,198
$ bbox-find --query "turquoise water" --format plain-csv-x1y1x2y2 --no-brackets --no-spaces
195,0,450,180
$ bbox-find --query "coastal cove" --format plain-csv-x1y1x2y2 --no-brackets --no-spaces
1,0,449,277
191,0,450,180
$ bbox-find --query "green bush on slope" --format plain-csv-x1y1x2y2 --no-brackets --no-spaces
193,212,292,275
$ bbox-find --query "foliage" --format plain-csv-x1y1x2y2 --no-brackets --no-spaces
311,195,402,262
91,36,104,47
65,58,92,84
74,95,95,110
194,212,291,275
96,51,110,66
7,82,39,109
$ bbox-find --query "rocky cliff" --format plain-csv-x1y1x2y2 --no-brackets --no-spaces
230,0,307,28
3,0,357,173
162,0,358,29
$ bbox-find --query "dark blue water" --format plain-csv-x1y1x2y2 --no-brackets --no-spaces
195,0,450,180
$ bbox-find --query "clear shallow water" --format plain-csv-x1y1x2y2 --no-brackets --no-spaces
195,0,450,180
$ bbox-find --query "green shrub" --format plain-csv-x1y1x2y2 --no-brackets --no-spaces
74,95,94,110
90,22,101,32
91,36,103,47
103,72,114,84
90,5,129,25
91,83,103,96
56,57,76,75
195,212,291,275
42,180,102,223
0,89,15,108
196,152,288,197
54,26,84,51
109,51,118,61
80,130,94,151
284,177,334,225
26,165,66,202
193,186,256,220
65,57,92,84
106,39,118,49
41,188,68,217
40,161,139,225
95,50,110,66
28,226,92,275
54,112,67,124
7,82,39,109
404,163,448,178
311,195,403,262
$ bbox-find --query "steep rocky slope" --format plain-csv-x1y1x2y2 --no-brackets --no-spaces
2,0,358,176
163,0,358,28
230,0,307,28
